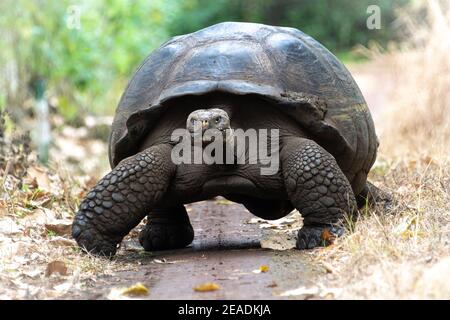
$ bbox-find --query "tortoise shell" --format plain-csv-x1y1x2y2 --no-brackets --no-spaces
109,22,378,194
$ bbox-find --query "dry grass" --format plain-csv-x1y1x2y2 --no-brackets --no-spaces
312,0,450,299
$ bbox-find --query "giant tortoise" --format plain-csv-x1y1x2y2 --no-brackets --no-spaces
72,22,380,256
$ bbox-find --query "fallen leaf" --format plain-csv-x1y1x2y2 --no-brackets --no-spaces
27,166,52,192
321,229,336,244
45,261,68,277
193,282,220,292
121,283,150,297
45,221,72,236
259,265,269,273
253,265,269,273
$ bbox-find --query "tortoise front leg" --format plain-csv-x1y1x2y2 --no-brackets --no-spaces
72,144,175,256
281,138,357,249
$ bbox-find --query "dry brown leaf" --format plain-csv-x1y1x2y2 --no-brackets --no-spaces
27,166,52,192
321,229,336,244
121,283,150,297
193,282,220,292
45,221,72,236
45,261,68,277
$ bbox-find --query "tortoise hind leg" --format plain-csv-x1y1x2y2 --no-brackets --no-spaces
356,181,393,209
139,205,194,251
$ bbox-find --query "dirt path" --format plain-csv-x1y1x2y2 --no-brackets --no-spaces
63,199,325,300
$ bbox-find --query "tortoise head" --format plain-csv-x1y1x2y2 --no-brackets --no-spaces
186,108,232,144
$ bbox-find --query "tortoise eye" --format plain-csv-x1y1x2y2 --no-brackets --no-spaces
215,117,221,123
191,118,196,124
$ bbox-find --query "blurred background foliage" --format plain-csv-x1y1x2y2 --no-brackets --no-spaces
0,0,410,124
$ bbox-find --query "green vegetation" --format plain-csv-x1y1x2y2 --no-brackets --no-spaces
0,0,408,122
